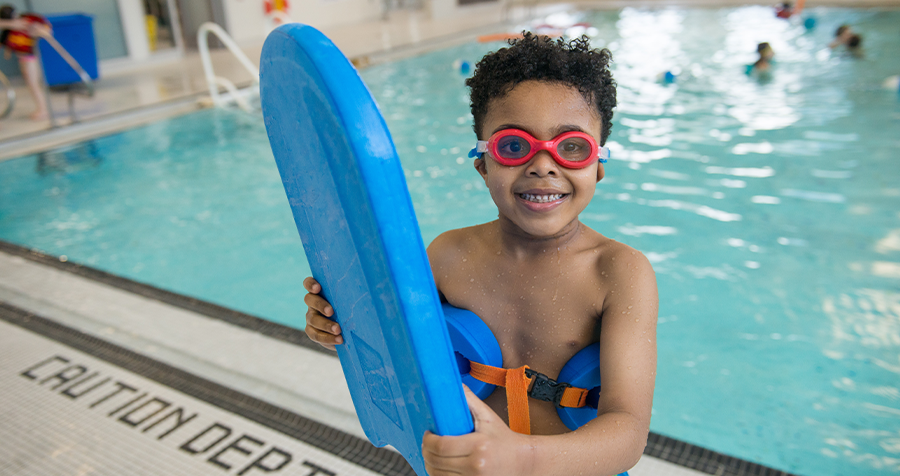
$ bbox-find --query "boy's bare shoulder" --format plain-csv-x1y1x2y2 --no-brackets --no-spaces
581,230,657,316
428,223,494,257
581,228,656,291
427,224,499,295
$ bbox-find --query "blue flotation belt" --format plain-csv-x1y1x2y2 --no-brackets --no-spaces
442,304,603,433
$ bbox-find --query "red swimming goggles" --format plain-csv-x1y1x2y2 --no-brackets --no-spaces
469,129,610,168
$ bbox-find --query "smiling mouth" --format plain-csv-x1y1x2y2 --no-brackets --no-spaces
518,193,567,203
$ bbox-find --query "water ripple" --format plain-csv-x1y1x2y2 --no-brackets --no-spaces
645,199,742,222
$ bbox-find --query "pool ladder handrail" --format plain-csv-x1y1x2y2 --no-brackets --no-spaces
0,69,15,120
40,34,95,97
32,33,95,127
198,22,259,112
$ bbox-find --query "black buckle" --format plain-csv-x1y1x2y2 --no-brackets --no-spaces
524,368,570,407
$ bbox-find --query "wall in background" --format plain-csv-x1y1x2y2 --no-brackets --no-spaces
218,0,383,46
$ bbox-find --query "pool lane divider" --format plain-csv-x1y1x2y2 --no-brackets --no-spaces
0,239,798,476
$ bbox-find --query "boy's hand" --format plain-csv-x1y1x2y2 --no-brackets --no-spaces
422,386,533,476
303,277,343,350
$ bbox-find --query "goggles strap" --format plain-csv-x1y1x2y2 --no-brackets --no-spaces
468,141,488,158
599,146,610,164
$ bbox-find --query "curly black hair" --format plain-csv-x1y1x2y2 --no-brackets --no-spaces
465,32,616,145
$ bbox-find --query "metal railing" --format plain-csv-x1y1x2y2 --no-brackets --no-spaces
197,22,259,112
41,34,95,97
34,34,95,127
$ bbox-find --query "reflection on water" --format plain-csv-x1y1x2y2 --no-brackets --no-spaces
36,141,103,175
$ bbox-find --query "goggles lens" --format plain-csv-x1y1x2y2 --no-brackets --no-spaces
495,135,531,159
471,129,607,169
556,136,593,162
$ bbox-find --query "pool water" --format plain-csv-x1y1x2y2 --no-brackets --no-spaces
1,5,899,476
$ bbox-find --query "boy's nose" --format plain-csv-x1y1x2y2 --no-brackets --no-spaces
525,150,559,176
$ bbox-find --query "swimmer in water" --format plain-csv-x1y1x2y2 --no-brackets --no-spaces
845,33,863,57
829,24,854,49
749,42,775,75
829,25,864,57
775,1,794,18
304,32,658,476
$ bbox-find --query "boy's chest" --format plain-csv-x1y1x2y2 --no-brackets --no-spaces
441,259,603,375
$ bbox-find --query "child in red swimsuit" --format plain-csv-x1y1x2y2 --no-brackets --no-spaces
1,4,51,120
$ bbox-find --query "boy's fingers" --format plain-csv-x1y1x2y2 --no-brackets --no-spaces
305,324,342,348
462,384,497,430
305,311,341,335
423,458,465,476
303,293,334,317
422,431,472,458
302,277,322,294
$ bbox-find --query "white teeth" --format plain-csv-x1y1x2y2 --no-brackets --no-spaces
521,193,564,203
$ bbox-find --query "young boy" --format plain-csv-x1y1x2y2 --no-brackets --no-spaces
304,33,658,476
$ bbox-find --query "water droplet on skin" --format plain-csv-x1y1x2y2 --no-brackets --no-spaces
635,318,640,322
628,306,633,309
470,278,474,282
496,251,501,255
462,258,467,262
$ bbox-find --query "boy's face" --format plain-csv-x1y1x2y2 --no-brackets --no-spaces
475,80,604,239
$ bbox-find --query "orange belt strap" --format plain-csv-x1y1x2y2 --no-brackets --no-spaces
468,360,591,435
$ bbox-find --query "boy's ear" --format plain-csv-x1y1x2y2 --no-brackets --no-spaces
474,158,487,179
596,162,605,182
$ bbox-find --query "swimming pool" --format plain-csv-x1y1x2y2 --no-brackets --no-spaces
1,5,899,476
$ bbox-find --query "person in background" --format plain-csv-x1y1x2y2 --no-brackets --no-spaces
748,42,775,76
775,1,794,18
829,25,864,57
845,33,863,57
0,4,52,120
830,25,853,48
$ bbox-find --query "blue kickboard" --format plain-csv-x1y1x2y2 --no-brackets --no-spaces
259,24,473,476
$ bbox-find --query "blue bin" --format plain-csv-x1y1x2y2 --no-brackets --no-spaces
38,14,99,86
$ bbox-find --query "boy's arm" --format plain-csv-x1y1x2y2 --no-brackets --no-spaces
423,249,658,476
302,228,467,351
